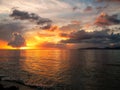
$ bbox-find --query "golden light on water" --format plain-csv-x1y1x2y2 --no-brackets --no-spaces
22,50,61,75
20,50,71,86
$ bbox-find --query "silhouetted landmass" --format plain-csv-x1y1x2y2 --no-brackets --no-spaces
78,46,120,50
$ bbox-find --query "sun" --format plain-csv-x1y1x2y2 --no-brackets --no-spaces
19,47,29,50
19,45,37,50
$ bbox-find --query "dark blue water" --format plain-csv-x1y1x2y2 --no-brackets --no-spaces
0,50,120,90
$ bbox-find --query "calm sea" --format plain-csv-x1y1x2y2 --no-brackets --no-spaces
0,50,120,90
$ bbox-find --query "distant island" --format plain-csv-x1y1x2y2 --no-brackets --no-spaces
78,46,120,50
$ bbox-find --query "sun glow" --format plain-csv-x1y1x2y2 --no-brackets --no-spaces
0,40,14,49
0,27,68,50
22,29,68,49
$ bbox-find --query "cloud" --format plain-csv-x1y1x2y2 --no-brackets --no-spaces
72,6,80,11
49,25,59,31
37,32,55,37
59,33,69,38
61,30,108,42
10,9,52,29
0,22,25,41
8,32,26,48
94,12,120,26
111,0,120,1
96,6,107,14
60,23,81,32
60,29,120,48
96,0,120,2
37,42,66,49
84,6,93,12
71,20,81,24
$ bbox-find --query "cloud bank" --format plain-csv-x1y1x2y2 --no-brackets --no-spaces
60,29,120,47
10,9,52,29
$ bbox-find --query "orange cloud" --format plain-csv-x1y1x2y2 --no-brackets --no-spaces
23,27,68,49
95,12,110,26
94,12,120,26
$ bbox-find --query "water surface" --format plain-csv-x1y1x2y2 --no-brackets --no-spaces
0,50,120,90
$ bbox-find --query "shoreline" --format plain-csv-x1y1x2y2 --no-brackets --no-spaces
0,76,36,90
0,76,72,90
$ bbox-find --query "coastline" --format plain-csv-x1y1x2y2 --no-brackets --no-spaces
0,76,36,90
0,76,72,90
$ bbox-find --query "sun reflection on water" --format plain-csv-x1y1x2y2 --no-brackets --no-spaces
20,50,71,86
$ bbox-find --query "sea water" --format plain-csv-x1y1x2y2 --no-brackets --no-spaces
0,50,120,90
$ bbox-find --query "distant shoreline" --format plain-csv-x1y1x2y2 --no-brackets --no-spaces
1,48,120,51
78,47,120,50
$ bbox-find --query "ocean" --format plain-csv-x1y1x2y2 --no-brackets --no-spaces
0,49,120,90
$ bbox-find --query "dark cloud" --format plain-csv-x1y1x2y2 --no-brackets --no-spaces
84,6,93,12
61,30,108,43
60,29,120,47
94,13,120,26
0,22,25,41
8,32,26,48
10,9,52,29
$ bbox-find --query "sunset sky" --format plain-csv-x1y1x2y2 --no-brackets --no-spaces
0,0,120,49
